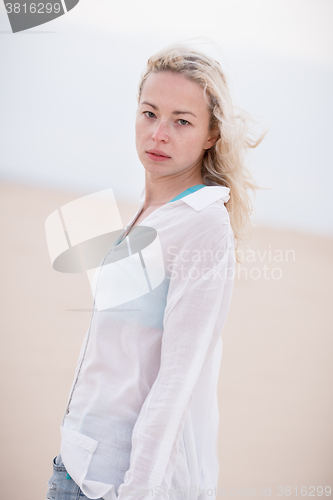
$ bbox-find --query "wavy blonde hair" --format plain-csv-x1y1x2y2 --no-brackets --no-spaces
137,43,267,264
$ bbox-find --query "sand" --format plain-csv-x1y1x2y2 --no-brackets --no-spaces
0,180,332,499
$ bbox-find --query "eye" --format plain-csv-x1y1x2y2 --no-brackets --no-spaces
178,119,190,126
144,111,155,118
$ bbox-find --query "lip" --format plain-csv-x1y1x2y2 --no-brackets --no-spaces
146,149,171,158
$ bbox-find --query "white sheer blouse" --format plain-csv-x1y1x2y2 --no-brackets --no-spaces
59,182,236,500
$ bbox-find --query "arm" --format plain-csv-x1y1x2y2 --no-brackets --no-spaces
117,215,236,500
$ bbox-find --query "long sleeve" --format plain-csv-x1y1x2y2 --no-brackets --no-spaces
116,210,235,500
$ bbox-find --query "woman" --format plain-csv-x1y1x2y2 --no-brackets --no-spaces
46,43,264,500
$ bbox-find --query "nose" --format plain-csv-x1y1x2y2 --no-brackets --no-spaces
152,119,170,143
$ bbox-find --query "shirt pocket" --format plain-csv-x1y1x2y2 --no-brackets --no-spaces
60,425,98,487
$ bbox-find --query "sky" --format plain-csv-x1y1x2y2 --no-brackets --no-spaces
0,0,332,235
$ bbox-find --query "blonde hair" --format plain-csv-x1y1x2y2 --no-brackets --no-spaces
137,43,267,264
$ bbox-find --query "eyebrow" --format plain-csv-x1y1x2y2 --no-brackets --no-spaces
141,101,197,118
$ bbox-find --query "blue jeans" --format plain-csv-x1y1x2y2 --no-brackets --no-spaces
46,454,104,500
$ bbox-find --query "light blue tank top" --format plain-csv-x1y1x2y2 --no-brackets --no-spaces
168,184,206,203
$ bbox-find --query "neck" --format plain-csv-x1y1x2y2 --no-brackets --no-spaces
143,172,204,208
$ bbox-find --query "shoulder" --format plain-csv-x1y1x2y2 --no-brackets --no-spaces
165,200,233,257
183,199,231,235
163,201,234,280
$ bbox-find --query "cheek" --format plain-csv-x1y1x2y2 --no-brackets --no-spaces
135,121,143,153
135,119,145,144
136,115,150,138
179,131,205,156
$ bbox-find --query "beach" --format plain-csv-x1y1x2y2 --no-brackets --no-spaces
0,180,332,499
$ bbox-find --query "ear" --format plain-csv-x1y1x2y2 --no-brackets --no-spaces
204,128,220,150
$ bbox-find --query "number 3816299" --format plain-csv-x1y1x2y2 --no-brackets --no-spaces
5,3,61,14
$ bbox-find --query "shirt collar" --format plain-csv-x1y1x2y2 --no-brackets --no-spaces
139,182,230,212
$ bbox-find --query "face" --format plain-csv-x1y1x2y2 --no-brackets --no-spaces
135,71,219,179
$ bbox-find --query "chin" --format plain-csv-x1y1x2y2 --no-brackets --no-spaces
140,157,170,172
142,163,167,174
